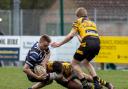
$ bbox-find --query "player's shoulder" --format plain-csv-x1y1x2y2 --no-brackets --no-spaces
86,19,96,24
46,61,53,71
62,62,71,67
72,18,82,28
47,61,53,65
32,42,39,49
74,17,83,23
27,48,40,60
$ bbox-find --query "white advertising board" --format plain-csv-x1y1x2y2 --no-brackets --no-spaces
0,36,20,61
50,36,79,62
0,36,20,47
20,36,40,61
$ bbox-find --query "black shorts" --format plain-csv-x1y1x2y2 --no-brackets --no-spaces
74,36,100,62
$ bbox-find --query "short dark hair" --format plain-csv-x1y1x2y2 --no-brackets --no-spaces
53,61,63,74
40,34,51,43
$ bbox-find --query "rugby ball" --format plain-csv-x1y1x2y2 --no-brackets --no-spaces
34,65,46,75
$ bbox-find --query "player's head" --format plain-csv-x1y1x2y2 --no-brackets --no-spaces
39,34,51,50
53,61,63,74
75,7,87,18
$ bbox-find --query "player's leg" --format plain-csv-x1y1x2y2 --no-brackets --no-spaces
55,78,69,88
68,80,83,89
82,72,114,89
82,59,103,89
55,78,83,89
29,80,53,89
82,72,93,82
72,44,95,89
31,82,46,89
72,59,93,89
82,59,97,77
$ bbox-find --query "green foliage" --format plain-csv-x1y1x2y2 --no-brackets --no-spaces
0,0,56,10
0,0,11,9
21,0,56,9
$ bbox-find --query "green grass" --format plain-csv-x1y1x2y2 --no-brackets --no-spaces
0,67,128,89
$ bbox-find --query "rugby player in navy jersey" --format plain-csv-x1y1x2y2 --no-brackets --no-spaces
23,35,61,89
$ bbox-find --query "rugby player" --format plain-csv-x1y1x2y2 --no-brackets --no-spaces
51,7,114,89
48,61,113,89
47,61,83,89
23,35,61,89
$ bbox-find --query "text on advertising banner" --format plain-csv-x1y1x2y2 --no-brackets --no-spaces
95,36,128,63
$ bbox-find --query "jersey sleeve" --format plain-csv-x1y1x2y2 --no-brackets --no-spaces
25,50,40,68
72,19,80,30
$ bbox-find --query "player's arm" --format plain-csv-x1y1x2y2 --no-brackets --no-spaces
59,19,80,46
23,63,39,79
23,63,46,80
51,28,77,47
60,28,77,46
76,35,82,42
23,51,46,80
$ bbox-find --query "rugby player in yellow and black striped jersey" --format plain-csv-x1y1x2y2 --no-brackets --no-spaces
51,7,114,89
47,61,114,89
47,61,72,78
47,61,83,89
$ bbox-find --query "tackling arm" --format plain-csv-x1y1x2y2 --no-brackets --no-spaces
51,28,77,48
76,35,82,42
59,28,77,46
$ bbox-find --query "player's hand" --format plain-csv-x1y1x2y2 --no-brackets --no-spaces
51,42,61,48
36,74,47,80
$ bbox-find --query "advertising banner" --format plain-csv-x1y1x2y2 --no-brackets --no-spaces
95,36,128,63
0,36,20,61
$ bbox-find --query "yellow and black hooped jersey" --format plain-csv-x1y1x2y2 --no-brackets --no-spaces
46,61,54,73
72,17,99,39
62,62,72,78
46,61,72,78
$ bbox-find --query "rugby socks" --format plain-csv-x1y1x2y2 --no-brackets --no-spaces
99,78,107,86
93,76,99,81
80,77,88,87
93,76,102,89
80,77,94,89
93,76,108,86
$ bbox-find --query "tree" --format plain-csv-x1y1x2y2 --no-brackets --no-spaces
21,0,56,9
0,0,56,10
0,0,11,10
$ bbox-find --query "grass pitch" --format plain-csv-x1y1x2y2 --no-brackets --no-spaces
0,67,128,89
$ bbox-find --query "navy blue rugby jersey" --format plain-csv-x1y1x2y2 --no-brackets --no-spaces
25,42,50,69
